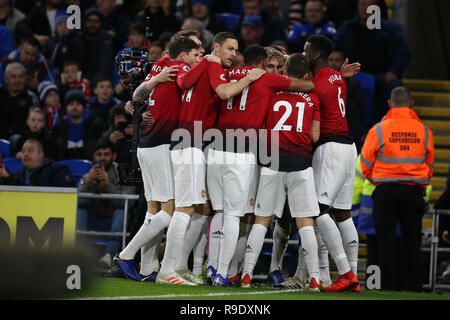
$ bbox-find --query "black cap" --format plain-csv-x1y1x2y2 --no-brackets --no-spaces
64,89,86,107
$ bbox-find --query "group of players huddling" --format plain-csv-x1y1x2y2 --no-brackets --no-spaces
113,30,362,293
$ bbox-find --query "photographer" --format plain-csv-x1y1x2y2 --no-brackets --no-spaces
77,139,136,269
100,104,134,165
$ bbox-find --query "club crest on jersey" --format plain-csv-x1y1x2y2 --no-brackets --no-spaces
201,190,206,198
145,74,151,80
183,65,190,72
328,74,342,84
220,74,226,81
249,198,254,206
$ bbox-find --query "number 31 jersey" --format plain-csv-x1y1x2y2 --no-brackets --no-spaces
266,91,320,172
312,67,352,145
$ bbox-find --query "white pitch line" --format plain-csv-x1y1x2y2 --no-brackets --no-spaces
72,288,302,300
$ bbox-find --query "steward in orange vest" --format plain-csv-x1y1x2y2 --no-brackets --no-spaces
360,86,434,292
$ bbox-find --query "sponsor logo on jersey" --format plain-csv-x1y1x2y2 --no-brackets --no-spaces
249,198,254,206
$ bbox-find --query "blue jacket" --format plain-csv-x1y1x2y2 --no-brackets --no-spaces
333,14,410,78
5,158,76,188
0,25,14,59
288,21,336,40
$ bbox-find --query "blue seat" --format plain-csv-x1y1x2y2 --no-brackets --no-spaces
0,139,10,158
353,72,375,131
216,13,240,31
3,157,23,174
57,159,93,185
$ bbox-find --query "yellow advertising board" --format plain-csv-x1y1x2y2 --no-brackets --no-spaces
0,186,78,249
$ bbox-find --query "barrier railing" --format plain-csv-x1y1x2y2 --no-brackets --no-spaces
76,192,140,249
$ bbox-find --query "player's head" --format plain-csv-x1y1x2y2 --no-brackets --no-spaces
232,52,245,68
265,46,285,74
212,32,239,68
172,29,205,56
168,36,201,67
286,53,310,80
389,86,414,109
304,34,333,66
328,48,345,71
243,44,267,69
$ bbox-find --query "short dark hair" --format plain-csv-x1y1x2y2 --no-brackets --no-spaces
172,30,198,40
129,22,146,36
306,34,334,60
167,37,199,59
92,73,112,88
20,36,40,48
24,139,44,153
95,139,116,154
63,60,80,70
213,31,239,46
109,104,131,126
243,44,267,66
286,53,309,79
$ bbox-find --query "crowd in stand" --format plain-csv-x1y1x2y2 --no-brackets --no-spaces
0,0,411,269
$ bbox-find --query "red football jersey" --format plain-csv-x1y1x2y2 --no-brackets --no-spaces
312,67,352,143
139,57,191,148
266,91,320,172
218,66,293,133
177,59,227,137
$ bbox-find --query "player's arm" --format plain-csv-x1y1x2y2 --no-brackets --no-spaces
132,65,179,102
288,78,315,92
310,120,320,143
214,67,266,100
177,57,209,89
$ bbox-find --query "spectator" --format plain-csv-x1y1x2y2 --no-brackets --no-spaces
0,63,39,142
189,0,227,35
100,104,134,165
94,0,131,51
4,36,56,91
12,107,56,159
136,0,180,42
87,73,121,126
232,0,287,46
181,17,214,54
59,60,92,102
238,14,266,51
148,40,164,62
80,8,115,83
0,0,26,45
0,138,76,187
287,0,336,54
52,89,105,160
328,48,365,151
77,139,135,268
334,0,410,125
41,10,84,77
265,46,286,74
14,0,67,47
37,80,64,132
0,24,14,59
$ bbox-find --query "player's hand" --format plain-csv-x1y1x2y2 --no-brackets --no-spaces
246,68,266,82
154,65,179,84
142,111,155,125
109,130,125,143
340,58,361,78
124,101,134,115
0,163,10,178
443,230,450,245
205,54,221,64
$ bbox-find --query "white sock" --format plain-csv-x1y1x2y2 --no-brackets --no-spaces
207,210,223,270
140,212,163,275
242,223,267,279
269,219,290,273
314,215,350,275
159,211,191,275
175,212,208,271
294,245,307,282
119,210,171,260
315,226,331,283
298,226,319,283
192,216,210,275
228,222,249,277
216,214,240,277
337,217,359,275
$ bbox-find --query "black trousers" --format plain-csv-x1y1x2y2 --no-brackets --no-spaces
372,183,424,292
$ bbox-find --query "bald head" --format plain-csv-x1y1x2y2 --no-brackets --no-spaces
389,86,413,108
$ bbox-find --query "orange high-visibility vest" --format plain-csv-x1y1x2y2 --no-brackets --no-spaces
360,107,434,187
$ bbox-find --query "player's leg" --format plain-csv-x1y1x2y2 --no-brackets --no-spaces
332,208,359,276
315,226,331,286
192,203,211,277
296,217,321,291
228,213,253,285
269,204,291,285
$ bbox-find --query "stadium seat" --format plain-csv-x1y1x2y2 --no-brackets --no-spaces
57,159,93,185
0,139,10,158
216,13,240,31
3,157,23,174
353,72,375,131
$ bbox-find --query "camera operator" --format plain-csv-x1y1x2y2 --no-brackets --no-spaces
100,104,134,165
